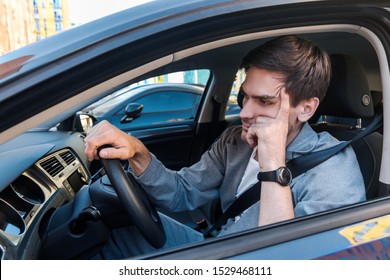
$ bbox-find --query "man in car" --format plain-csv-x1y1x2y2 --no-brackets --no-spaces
85,35,365,258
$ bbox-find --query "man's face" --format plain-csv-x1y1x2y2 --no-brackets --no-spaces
239,67,301,144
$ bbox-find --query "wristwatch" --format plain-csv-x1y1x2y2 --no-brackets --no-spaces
257,166,292,186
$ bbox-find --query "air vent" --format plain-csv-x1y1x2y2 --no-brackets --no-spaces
59,151,76,165
39,156,64,177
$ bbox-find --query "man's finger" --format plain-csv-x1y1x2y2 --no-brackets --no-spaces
276,87,290,120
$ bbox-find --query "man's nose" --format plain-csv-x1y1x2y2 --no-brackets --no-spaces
239,98,257,119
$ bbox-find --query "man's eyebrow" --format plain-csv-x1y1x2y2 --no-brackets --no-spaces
256,94,280,100
240,87,281,99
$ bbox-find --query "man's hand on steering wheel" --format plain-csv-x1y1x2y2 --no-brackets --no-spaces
85,121,166,248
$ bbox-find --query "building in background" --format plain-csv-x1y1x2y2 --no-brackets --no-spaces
0,0,35,55
0,0,70,55
33,0,70,41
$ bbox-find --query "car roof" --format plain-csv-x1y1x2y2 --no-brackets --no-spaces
0,0,279,83
1,0,350,86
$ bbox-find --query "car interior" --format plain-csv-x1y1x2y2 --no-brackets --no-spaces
0,20,389,260
310,53,384,200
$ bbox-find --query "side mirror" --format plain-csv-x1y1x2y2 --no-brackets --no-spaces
57,112,98,133
121,103,143,123
74,112,98,133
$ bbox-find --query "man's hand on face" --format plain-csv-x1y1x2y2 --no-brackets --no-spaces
246,88,290,171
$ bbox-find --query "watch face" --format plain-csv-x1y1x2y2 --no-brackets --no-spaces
278,167,292,186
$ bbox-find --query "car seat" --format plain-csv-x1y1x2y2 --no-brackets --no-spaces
311,54,384,199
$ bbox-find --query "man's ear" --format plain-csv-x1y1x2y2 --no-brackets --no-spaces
297,97,320,122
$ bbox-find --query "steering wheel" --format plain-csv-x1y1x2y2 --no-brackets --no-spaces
98,146,166,248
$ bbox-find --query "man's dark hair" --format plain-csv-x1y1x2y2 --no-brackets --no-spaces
240,35,331,107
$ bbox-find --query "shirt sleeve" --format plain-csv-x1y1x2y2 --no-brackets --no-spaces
131,127,237,211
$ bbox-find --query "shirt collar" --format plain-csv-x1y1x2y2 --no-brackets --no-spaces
286,122,319,161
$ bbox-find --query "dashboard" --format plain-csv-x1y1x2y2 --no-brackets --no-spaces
0,130,91,259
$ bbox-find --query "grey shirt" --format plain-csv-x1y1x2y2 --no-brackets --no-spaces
135,122,365,232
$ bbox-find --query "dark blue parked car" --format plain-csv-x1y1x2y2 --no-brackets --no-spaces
81,82,240,133
0,0,390,263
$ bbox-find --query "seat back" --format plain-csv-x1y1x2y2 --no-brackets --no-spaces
311,54,383,199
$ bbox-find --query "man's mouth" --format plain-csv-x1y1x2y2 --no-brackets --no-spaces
241,123,251,132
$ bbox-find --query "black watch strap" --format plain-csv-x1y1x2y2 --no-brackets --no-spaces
257,166,292,186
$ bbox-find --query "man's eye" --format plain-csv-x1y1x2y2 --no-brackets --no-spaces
259,99,270,105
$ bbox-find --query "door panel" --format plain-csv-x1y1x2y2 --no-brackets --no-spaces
132,123,196,170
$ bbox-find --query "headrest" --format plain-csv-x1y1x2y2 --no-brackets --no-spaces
315,54,374,118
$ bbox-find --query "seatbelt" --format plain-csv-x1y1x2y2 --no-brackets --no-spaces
205,113,383,236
